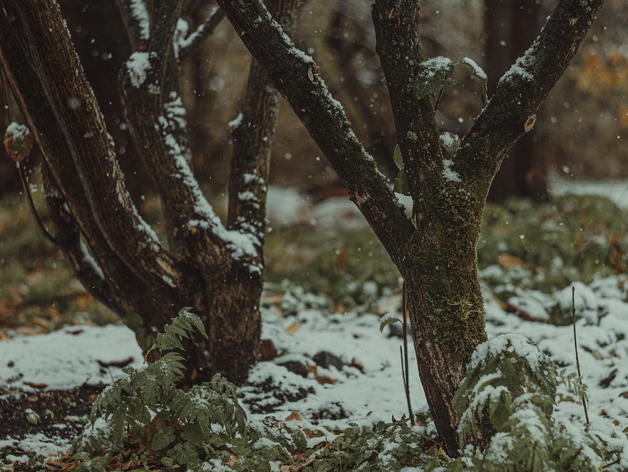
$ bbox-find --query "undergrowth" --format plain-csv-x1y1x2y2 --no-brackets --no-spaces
72,311,627,471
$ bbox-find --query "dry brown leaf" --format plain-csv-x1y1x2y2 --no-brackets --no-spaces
262,294,283,306
23,381,47,389
306,362,335,385
65,329,84,335
497,254,526,270
348,358,364,373
284,322,301,335
285,410,302,421
77,294,93,311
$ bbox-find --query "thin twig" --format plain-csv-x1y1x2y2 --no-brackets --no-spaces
602,458,620,469
18,163,58,246
0,69,11,123
179,7,225,60
401,282,413,423
3,62,57,246
572,286,589,424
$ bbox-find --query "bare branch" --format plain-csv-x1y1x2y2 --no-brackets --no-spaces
460,0,605,189
178,7,225,60
217,0,415,267
115,0,151,51
372,1,442,226
41,166,117,314
0,0,183,292
227,0,301,269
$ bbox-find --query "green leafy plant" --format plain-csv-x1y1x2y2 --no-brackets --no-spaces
71,308,252,470
450,334,624,471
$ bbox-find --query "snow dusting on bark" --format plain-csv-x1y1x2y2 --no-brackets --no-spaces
129,0,150,40
79,241,104,280
156,98,261,262
126,52,154,88
501,55,534,83
442,159,461,182
228,113,244,129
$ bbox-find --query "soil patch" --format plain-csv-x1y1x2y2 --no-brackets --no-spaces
1,385,103,471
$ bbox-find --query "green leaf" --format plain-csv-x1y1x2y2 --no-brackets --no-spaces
160,456,174,467
393,169,410,196
152,426,176,451
392,144,404,170
413,57,454,102
457,57,488,105
379,316,401,332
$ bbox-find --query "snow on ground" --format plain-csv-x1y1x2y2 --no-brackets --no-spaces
3,181,628,467
550,174,628,209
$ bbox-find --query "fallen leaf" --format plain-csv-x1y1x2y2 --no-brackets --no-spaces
497,254,526,270
285,410,302,421
65,329,84,335
336,248,348,271
285,322,301,335
348,358,364,373
23,381,47,389
306,362,336,385
613,419,620,426
97,356,134,368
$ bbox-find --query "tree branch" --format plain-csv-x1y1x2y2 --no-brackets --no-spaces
118,0,230,260
115,0,151,51
41,165,118,314
178,7,225,60
0,0,183,292
371,1,442,229
217,0,415,267
460,0,605,193
227,0,301,270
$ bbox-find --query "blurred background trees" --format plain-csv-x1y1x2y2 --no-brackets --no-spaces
3,0,626,202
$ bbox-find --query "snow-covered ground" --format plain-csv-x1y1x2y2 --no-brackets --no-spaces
2,180,628,468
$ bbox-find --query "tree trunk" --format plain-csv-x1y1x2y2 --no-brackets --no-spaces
0,0,298,383
217,0,604,455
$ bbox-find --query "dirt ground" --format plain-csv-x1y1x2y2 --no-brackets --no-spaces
0,386,102,471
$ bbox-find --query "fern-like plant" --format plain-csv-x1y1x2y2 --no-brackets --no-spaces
71,308,251,470
451,333,624,471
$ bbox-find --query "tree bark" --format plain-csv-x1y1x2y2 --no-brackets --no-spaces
0,0,298,383
217,0,604,455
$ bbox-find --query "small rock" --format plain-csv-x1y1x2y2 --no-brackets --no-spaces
260,340,277,361
277,360,309,378
313,351,343,371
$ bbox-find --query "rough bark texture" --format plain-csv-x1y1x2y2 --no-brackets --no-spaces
0,0,298,383
217,0,604,455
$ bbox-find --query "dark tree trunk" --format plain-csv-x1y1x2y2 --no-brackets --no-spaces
486,0,547,202
0,0,298,383
217,0,604,455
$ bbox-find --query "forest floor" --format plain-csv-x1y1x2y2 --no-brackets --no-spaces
2,178,628,470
